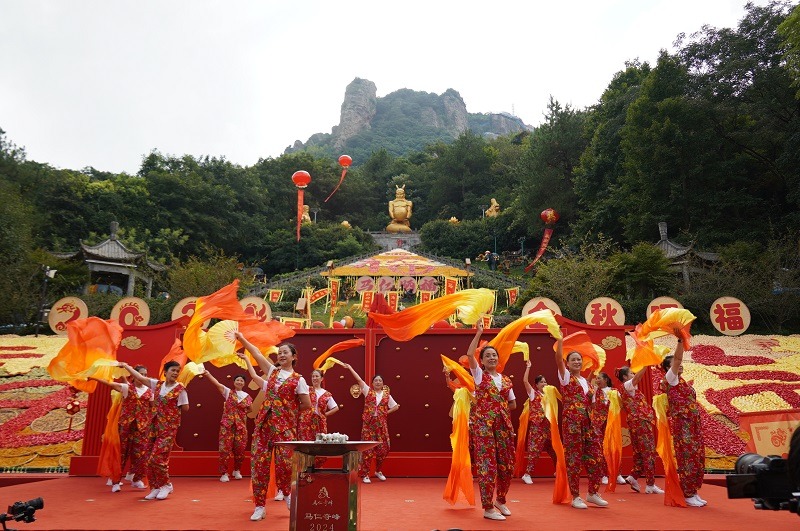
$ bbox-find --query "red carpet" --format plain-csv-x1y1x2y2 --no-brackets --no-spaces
0,475,794,530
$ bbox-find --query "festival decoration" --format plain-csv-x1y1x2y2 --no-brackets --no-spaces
557,331,604,375
543,385,571,504
47,317,124,392
525,208,559,273
481,310,562,373
653,394,687,507
292,170,311,241
313,338,365,372
603,390,622,493
324,154,352,202
637,308,696,348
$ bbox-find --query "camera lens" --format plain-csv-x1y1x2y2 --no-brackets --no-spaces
27,498,44,511
736,453,765,474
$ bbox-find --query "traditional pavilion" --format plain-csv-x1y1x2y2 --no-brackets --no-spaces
655,221,719,288
321,249,471,280
54,221,165,298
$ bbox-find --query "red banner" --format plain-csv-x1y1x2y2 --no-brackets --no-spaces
328,278,340,307
506,287,519,306
296,188,304,241
524,227,554,273
309,288,329,305
280,317,308,329
418,291,435,303
739,409,800,458
387,291,400,311
444,277,459,295
268,290,284,304
360,291,375,312
480,314,493,328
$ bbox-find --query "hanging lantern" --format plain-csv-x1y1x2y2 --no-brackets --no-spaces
66,399,81,415
338,155,352,168
540,208,560,225
292,171,312,241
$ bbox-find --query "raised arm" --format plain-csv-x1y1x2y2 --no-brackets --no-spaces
235,331,273,373
522,359,533,396
631,367,648,387
554,337,565,375
201,369,226,396
87,376,124,393
671,340,685,374
342,363,368,390
467,320,484,371
237,352,266,389
119,362,151,387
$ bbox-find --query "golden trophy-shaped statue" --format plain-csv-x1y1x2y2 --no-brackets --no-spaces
386,185,413,233
301,205,312,224
485,198,500,217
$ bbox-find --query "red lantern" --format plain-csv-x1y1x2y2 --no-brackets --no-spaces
292,170,311,188
338,154,352,168
540,208,560,225
66,399,81,415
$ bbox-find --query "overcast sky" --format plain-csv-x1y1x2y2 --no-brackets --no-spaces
0,0,777,174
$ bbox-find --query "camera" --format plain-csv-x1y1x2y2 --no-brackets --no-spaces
726,453,799,514
0,498,43,530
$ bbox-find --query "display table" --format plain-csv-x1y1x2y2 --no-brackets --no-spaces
276,441,378,531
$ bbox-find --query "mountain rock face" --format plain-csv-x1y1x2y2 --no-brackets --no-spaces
285,78,531,160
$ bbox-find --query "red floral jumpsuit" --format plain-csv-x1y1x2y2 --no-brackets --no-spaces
358,387,392,478
251,368,301,507
620,381,656,486
661,376,704,497
560,373,603,497
590,387,610,478
525,389,556,476
299,388,334,468
118,383,153,484
218,388,252,476
146,382,185,489
471,371,515,510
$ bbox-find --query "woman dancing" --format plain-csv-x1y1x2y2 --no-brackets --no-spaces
520,360,556,485
342,363,399,483
590,372,626,486
201,369,253,483
467,321,516,521
298,368,340,467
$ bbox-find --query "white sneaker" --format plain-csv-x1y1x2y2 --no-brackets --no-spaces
686,495,705,507
106,478,113,486
375,471,387,481
111,483,121,493
274,490,284,501
220,473,229,483
232,470,243,480
144,488,160,500
616,474,627,485
285,494,291,510
586,493,609,507
646,484,664,494
625,475,641,492
125,472,135,482
601,476,609,485
362,476,371,484
494,502,511,516
131,480,146,489
521,474,533,485
163,483,174,494
693,494,708,506
156,485,171,500
250,506,266,521
571,497,588,509
483,509,506,520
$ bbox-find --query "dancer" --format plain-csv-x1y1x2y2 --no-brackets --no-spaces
660,340,707,507
89,365,152,492
120,360,189,501
235,333,311,521
520,360,557,485
467,321,516,521
201,368,253,482
591,372,626,486
615,366,663,494
342,363,399,483
554,339,609,509
298,368,339,467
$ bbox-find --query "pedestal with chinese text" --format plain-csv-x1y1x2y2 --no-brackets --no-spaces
278,441,378,531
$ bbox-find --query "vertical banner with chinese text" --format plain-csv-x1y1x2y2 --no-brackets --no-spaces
506,287,520,307
360,291,375,312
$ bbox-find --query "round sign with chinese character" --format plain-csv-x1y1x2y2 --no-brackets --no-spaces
354,276,375,293
398,276,417,294
240,296,272,322
584,297,625,327
521,297,561,317
171,297,199,321
645,296,684,319
49,297,89,335
417,276,439,292
111,297,151,327
376,276,396,293
710,296,750,336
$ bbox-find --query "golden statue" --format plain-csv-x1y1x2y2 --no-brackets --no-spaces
387,185,413,233
485,198,500,217
301,205,312,224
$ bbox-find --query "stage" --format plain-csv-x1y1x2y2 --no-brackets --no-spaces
0,475,794,530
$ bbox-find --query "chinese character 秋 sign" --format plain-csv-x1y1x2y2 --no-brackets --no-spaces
584,297,625,327
710,296,750,336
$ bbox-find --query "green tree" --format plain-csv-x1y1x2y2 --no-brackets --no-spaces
608,243,673,299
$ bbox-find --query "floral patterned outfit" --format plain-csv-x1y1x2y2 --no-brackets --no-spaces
559,370,603,497
661,374,704,497
251,367,303,507
620,379,656,485
524,389,556,475
358,386,394,478
590,387,610,477
118,383,153,483
145,381,186,489
299,388,335,468
471,367,515,510
218,387,252,476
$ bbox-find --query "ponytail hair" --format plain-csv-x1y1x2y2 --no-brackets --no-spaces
615,366,631,383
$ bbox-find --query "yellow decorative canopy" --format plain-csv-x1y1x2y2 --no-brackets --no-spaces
321,249,472,278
